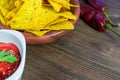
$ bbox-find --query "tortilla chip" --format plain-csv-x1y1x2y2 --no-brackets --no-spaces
45,17,68,27
0,12,6,25
48,0,62,12
8,0,43,30
59,11,77,20
5,7,19,20
25,30,50,36
43,21,74,30
31,6,60,30
0,8,10,17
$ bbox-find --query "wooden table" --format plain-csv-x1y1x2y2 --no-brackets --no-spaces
22,0,120,80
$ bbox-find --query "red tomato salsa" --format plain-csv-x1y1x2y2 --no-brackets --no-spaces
0,42,21,80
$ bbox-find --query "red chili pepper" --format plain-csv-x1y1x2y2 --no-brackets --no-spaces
87,0,119,27
80,4,120,37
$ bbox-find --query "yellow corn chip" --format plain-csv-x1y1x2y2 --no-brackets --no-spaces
59,11,77,20
0,8,10,17
31,6,60,30
48,0,62,12
0,12,6,25
3,0,16,10
43,21,74,30
45,17,68,27
25,30,50,36
15,0,24,8
65,0,70,2
51,0,71,9
0,0,9,5
9,0,43,30
5,7,19,20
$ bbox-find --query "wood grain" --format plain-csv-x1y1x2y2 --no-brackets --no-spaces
22,0,120,80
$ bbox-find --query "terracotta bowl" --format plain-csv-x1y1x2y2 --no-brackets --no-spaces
0,0,80,45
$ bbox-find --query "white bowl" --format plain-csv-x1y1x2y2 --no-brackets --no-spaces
0,29,26,80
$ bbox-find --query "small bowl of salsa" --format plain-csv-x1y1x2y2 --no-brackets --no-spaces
0,29,26,80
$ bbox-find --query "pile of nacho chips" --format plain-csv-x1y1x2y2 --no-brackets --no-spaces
0,0,78,36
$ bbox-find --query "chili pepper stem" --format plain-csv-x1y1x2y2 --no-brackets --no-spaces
105,23,120,37
103,10,119,27
118,23,120,27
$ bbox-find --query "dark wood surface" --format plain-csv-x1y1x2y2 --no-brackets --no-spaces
22,0,120,80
